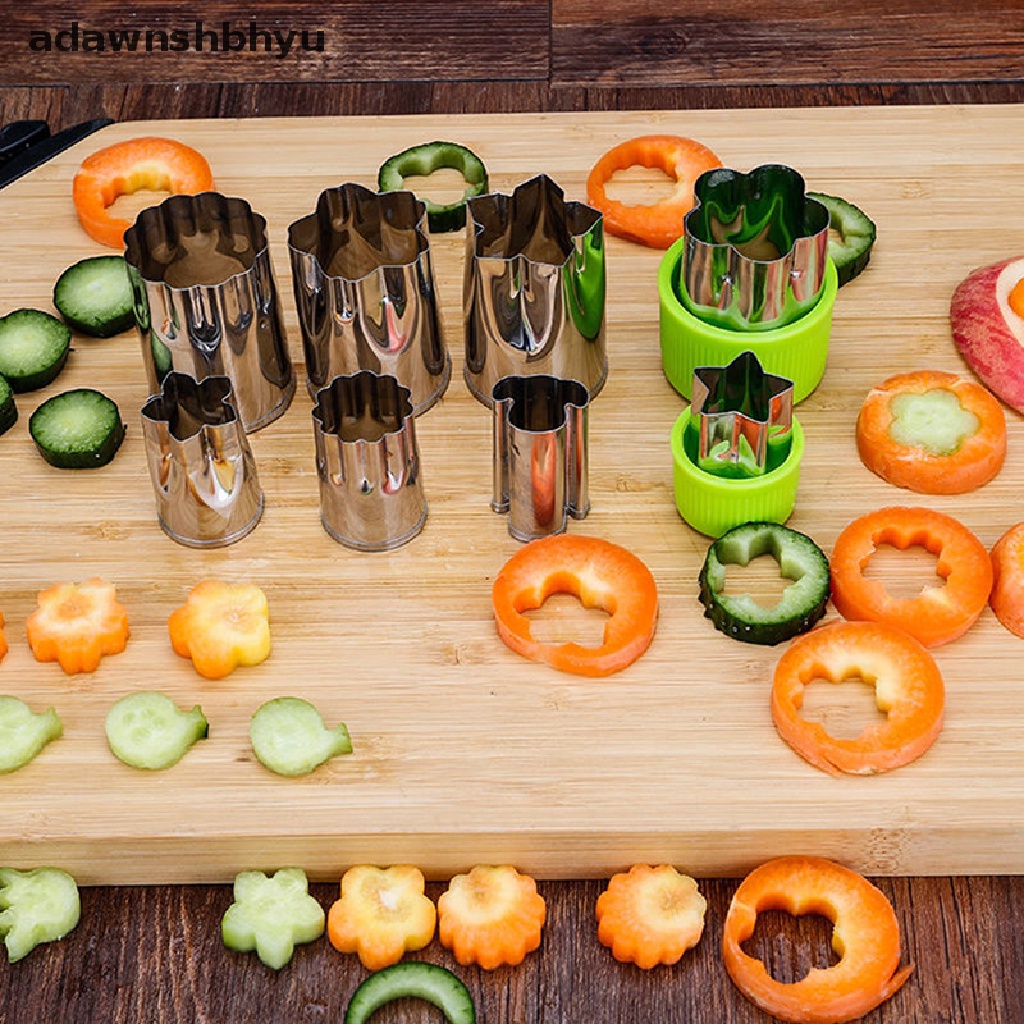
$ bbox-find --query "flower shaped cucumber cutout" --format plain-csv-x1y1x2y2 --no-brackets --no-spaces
328,865,436,971
221,868,324,970
723,856,912,1024
829,507,991,648
0,867,81,963
856,370,1006,494
596,864,706,969
771,621,945,776
26,578,129,675
169,580,270,680
492,535,659,677
438,865,546,970
0,697,62,773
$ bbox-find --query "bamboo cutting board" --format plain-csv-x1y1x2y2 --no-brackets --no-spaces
1,107,1023,885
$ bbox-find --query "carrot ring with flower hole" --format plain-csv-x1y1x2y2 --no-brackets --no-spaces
990,521,1024,638
723,856,913,1024
492,534,659,677
73,137,213,249
596,864,707,969
26,578,129,675
771,620,945,777
829,506,991,648
586,135,722,249
856,370,1006,494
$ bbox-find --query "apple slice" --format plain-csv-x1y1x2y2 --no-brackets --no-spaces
951,257,1024,414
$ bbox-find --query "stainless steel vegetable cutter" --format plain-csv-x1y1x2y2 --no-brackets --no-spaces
140,372,263,548
289,183,449,416
690,351,793,478
312,370,426,551
125,192,296,432
491,374,590,542
464,174,606,406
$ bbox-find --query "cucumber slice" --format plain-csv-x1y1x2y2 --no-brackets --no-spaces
699,522,830,646
105,691,208,770
378,141,488,233
249,697,351,777
0,375,16,436
345,963,476,1024
0,697,62,773
807,191,876,287
0,867,80,963
222,868,325,970
29,387,125,469
53,255,135,338
0,309,71,393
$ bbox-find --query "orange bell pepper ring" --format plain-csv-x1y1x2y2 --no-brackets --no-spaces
492,534,659,677
830,506,992,648
168,580,271,680
596,864,706,969
327,864,436,972
26,578,129,675
856,370,1006,494
723,856,913,1024
438,864,546,970
72,136,214,249
990,521,1024,639
771,620,945,777
586,135,722,249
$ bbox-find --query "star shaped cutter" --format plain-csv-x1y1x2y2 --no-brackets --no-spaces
690,351,794,478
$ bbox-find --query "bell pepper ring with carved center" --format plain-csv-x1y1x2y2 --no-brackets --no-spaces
492,535,659,677
722,856,913,1024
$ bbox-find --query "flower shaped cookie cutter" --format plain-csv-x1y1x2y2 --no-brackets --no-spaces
680,164,830,332
140,371,263,548
464,174,607,406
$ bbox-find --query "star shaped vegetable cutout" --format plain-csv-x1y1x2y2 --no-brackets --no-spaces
0,867,81,962
221,868,324,970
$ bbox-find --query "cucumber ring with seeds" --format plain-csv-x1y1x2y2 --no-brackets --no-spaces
808,191,877,287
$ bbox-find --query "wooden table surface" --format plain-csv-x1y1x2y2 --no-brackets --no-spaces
1,3,1023,1021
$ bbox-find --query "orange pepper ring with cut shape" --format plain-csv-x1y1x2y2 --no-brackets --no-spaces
723,856,913,1024
492,534,659,677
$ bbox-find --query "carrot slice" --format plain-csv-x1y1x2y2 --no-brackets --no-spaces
771,620,944,776
595,864,706,969
168,580,270,680
437,865,546,970
586,135,723,249
723,856,913,1024
829,507,991,648
72,136,213,249
990,521,1024,638
0,611,7,663
25,578,129,675
327,865,436,972
856,370,1006,494
492,535,659,677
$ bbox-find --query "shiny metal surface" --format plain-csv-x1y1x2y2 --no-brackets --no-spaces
140,372,263,548
125,192,296,433
680,165,829,332
312,371,427,552
690,351,793,478
491,374,590,542
464,174,606,407
288,184,449,416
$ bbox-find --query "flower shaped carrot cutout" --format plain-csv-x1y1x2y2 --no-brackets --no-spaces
168,580,270,680
327,865,436,972
723,856,913,1024
26,578,129,675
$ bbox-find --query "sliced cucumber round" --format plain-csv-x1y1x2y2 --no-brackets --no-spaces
29,388,125,469
699,522,830,646
345,963,476,1024
808,191,876,287
105,691,208,770
0,697,62,773
53,255,135,338
0,375,16,436
250,697,352,777
0,309,71,393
